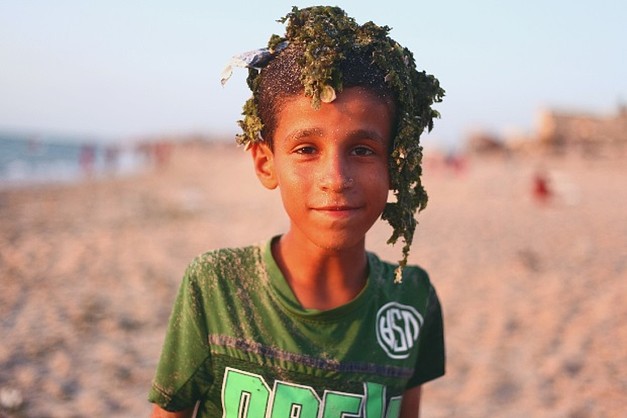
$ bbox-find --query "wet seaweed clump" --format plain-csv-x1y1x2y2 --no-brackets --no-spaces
233,6,444,282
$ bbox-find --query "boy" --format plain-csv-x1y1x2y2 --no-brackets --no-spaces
149,6,445,418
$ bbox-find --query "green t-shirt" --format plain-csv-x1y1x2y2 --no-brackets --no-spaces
149,237,445,417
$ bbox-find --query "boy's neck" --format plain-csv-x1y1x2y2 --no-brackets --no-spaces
272,233,368,311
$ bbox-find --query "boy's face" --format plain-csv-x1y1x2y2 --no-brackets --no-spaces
253,87,392,252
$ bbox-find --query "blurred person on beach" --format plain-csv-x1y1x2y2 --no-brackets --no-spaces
79,144,96,178
532,168,552,205
148,6,445,418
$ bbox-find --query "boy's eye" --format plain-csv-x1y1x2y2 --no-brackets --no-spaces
351,146,375,156
294,146,317,155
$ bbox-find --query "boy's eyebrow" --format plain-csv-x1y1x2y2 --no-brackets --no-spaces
347,129,387,143
285,128,387,143
284,127,324,142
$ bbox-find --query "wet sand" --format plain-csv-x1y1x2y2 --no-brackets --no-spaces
1,142,625,417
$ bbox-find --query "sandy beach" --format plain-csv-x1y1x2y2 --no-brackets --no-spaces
0,142,625,417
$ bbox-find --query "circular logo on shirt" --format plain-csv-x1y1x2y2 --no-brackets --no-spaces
375,302,423,359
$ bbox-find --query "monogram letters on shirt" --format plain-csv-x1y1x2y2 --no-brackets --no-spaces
375,302,423,360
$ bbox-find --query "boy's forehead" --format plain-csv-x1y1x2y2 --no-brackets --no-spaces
273,87,393,145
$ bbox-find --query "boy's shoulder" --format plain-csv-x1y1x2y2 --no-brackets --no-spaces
183,241,267,285
367,251,433,291
195,241,264,262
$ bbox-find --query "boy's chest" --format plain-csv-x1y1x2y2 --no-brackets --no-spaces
205,280,421,373
200,286,422,411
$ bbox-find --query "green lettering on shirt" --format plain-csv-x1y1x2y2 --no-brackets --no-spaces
363,382,384,418
221,368,402,418
385,397,402,418
321,390,362,418
270,381,321,418
222,368,270,418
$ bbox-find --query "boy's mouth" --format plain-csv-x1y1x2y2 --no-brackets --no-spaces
313,205,361,214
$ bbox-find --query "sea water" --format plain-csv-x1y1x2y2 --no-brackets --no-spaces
0,132,145,188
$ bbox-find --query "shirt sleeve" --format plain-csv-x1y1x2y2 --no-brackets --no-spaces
148,260,214,411
406,285,446,387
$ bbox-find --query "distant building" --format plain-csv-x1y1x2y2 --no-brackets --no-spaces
535,105,627,156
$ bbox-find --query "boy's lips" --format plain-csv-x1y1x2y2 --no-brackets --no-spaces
312,204,360,211
311,205,362,217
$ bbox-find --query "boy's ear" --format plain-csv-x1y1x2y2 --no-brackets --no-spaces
250,142,278,190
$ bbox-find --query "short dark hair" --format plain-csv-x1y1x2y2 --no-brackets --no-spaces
256,44,396,146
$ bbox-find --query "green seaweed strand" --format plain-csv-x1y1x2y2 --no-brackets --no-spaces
236,6,444,282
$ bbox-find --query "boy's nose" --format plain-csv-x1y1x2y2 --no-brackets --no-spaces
319,154,353,192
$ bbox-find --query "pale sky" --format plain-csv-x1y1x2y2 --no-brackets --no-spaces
1,0,625,149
